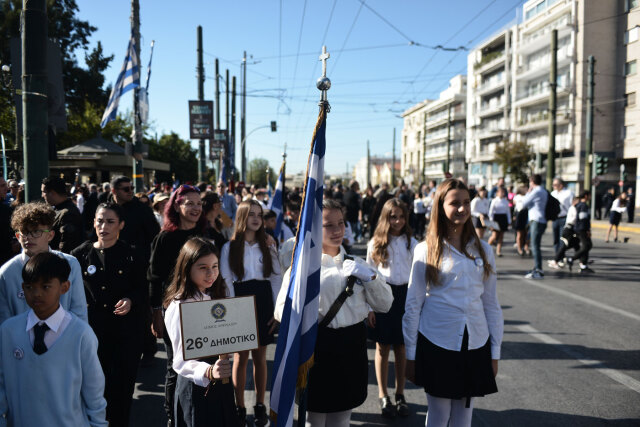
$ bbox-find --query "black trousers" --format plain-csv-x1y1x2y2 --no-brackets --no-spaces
163,322,178,424
573,231,592,265
96,329,143,427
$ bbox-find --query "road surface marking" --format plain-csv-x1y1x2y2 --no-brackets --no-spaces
517,324,640,394
505,274,640,322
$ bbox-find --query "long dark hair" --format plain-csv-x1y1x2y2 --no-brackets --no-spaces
426,179,493,286
162,185,206,232
228,200,273,280
371,198,412,267
163,237,227,308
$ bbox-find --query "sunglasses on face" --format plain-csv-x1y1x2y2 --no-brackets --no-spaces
118,186,133,192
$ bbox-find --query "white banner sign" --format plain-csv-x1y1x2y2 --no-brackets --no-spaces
179,296,259,361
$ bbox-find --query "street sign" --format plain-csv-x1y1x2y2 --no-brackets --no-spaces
188,101,214,139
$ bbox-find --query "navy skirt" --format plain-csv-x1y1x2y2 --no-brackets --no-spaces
174,357,238,427
493,213,509,232
367,283,407,345
414,329,497,400
609,211,622,226
307,322,368,413
233,279,275,346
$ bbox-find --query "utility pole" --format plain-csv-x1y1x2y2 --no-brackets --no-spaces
366,140,371,187
241,51,247,182
131,0,144,192
584,55,596,217
225,69,231,181
214,59,221,182
546,29,557,191
445,103,452,175
215,59,220,130
392,128,396,187
22,0,49,202
231,76,237,182
196,26,206,182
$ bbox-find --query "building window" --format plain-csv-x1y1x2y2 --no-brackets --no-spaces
625,26,639,44
626,60,637,76
627,0,639,11
625,92,636,107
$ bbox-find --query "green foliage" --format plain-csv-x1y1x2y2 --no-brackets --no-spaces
494,140,533,184
148,132,198,183
0,0,112,149
247,158,275,188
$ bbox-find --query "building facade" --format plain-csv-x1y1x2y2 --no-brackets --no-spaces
401,100,429,186
466,0,626,194
353,156,399,188
622,0,640,208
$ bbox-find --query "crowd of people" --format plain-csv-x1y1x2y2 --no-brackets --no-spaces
0,169,629,426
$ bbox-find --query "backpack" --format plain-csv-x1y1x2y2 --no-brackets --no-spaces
545,190,561,221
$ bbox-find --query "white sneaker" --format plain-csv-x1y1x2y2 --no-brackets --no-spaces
548,261,561,270
525,269,544,280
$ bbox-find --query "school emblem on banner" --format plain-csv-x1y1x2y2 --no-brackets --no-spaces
211,303,227,321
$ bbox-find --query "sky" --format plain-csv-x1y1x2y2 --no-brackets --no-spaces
75,0,528,176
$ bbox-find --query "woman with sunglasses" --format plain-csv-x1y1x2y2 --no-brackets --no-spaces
148,185,207,427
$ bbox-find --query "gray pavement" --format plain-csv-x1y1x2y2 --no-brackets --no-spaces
132,230,640,426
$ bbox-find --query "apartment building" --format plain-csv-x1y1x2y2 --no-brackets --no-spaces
466,0,624,192
401,99,429,186
401,75,467,186
353,156,399,188
466,27,515,186
622,0,640,208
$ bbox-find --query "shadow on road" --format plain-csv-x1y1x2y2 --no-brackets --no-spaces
474,408,639,427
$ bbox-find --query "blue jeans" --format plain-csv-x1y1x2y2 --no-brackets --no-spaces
530,220,547,271
552,217,566,253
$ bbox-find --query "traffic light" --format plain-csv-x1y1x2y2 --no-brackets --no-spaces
595,154,609,175
270,121,277,132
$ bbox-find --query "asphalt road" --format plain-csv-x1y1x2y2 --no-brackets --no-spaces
132,230,640,426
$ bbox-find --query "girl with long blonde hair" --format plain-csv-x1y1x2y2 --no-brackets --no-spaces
219,200,281,426
403,179,503,427
366,198,417,419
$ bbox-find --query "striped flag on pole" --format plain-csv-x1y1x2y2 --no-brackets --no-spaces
267,160,286,240
101,33,140,128
269,105,327,426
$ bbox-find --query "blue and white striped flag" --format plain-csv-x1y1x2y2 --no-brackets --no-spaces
101,33,140,128
269,106,326,426
267,161,285,240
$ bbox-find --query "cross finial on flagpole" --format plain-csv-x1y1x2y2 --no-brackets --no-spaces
316,45,331,107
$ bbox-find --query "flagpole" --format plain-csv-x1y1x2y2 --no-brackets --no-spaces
131,0,144,192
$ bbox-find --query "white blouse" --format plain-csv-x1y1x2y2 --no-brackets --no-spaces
470,197,490,218
165,292,214,387
611,199,627,214
366,235,418,285
403,240,503,361
275,247,393,329
220,241,282,303
489,197,511,224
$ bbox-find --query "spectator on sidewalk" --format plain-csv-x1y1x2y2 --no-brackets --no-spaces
570,191,594,274
606,192,628,243
627,187,635,223
41,176,85,254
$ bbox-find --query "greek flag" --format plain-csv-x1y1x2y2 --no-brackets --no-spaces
269,106,326,426
101,33,140,128
267,161,285,240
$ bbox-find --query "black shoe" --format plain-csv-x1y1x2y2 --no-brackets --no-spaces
395,394,409,417
380,396,397,418
566,257,574,272
580,267,595,274
236,407,246,427
254,403,268,426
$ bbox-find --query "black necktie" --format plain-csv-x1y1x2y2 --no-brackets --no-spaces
33,323,49,355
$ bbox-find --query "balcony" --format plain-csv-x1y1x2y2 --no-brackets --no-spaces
477,101,506,118
517,54,572,82
476,78,505,97
516,110,570,131
514,86,570,108
474,51,506,74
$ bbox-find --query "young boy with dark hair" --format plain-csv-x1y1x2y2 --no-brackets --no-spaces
0,202,87,324
0,252,107,426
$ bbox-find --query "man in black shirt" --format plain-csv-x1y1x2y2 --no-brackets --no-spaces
41,176,85,253
343,180,362,241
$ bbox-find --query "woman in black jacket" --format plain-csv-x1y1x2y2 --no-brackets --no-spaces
72,203,147,427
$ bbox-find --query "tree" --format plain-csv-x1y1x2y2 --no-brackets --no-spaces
494,140,534,185
0,0,113,148
247,158,274,188
148,132,198,184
